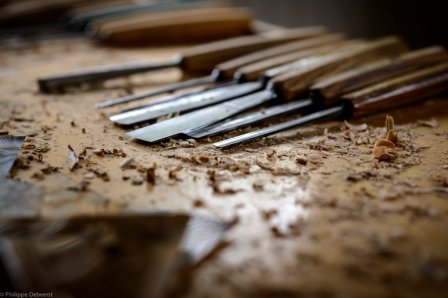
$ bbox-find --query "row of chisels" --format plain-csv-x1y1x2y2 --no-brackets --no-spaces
37,26,448,148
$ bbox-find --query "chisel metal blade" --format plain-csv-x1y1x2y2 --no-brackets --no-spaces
214,106,344,148
111,81,263,125
96,75,217,109
185,99,313,138
127,90,276,142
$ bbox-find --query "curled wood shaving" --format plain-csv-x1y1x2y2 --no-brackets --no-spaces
373,115,399,161
417,118,438,128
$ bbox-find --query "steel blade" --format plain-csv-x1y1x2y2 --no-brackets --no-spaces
38,59,180,93
96,75,216,108
111,81,263,125
127,90,275,142
185,99,313,138
214,106,344,148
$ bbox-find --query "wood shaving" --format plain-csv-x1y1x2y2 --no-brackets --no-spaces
120,157,136,170
418,118,438,128
67,145,79,171
93,148,126,157
344,120,368,132
373,115,399,161
146,166,156,184
131,175,144,185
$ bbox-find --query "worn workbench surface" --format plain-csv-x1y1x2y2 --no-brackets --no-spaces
1,37,448,298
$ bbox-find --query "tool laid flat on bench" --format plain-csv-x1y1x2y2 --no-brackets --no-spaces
214,62,448,148
67,0,226,31
91,6,254,46
109,37,354,124
186,46,447,138
126,37,408,142
97,33,344,108
37,26,327,93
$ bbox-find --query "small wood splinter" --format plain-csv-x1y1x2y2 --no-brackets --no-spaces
373,115,399,161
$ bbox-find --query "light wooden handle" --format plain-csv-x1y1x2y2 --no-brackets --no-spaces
214,33,345,80
269,36,409,101
310,46,448,106
343,63,448,117
179,26,328,74
94,7,254,46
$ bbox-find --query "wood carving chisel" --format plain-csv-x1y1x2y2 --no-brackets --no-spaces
37,26,327,93
97,33,344,108
214,63,448,148
186,46,447,138
109,38,355,125
67,0,221,31
91,7,254,46
127,36,408,142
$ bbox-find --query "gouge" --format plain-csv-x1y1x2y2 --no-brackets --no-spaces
97,33,344,108
109,39,355,124
186,46,447,138
127,37,408,142
37,26,327,93
214,62,448,148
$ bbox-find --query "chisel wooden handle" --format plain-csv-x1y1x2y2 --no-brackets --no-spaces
38,26,327,92
234,39,365,82
94,7,254,46
269,36,409,100
310,46,448,107
214,62,448,148
179,26,328,74
213,33,345,80
343,63,448,118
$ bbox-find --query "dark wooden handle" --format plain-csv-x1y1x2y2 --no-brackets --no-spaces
310,46,448,106
94,7,254,46
179,26,328,74
269,36,409,101
343,63,448,118
234,39,360,82
214,33,345,80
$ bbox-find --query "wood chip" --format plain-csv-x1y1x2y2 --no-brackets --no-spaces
131,175,144,185
120,157,136,170
146,166,156,184
344,120,368,131
67,145,79,171
418,118,438,128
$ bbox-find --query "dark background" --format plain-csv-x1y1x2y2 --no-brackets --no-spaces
235,0,448,48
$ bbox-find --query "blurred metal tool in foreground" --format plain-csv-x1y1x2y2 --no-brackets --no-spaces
0,214,233,298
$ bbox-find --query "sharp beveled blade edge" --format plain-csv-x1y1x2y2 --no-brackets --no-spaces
185,99,313,138
111,81,263,125
127,90,275,142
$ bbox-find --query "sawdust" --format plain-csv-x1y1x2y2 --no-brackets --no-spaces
1,38,448,298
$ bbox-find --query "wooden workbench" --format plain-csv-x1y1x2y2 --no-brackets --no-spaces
1,37,448,298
